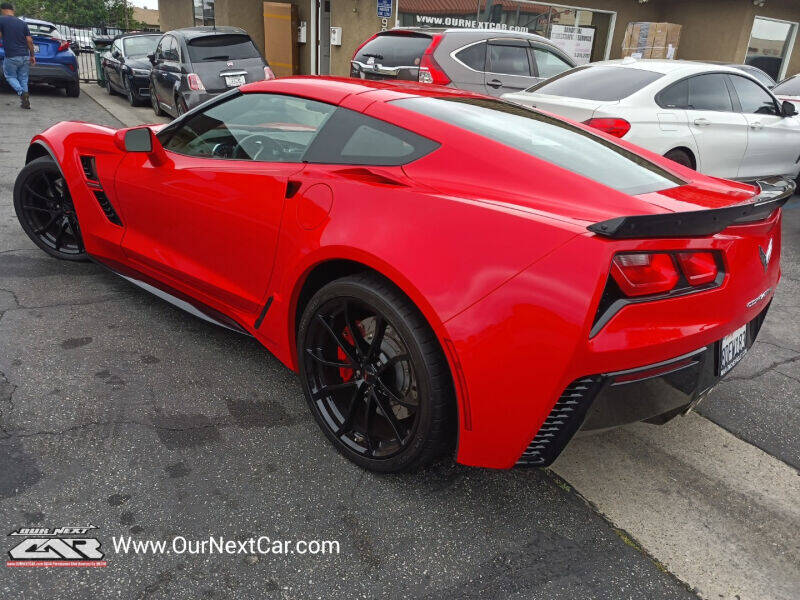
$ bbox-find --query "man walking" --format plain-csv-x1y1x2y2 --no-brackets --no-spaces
0,2,35,109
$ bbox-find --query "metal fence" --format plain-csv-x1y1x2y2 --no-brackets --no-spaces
54,23,160,83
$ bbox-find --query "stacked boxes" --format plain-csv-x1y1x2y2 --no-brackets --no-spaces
622,22,682,59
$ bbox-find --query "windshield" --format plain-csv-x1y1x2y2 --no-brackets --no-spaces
187,34,260,62
526,65,663,101
123,35,160,57
354,33,431,67
392,96,684,196
774,75,800,96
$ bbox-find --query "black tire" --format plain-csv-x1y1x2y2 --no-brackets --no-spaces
298,273,454,473
14,156,88,261
125,79,138,106
176,95,188,116
664,148,694,169
66,82,80,98
150,84,165,116
105,75,114,95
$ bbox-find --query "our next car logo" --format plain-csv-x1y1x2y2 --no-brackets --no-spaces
759,238,773,272
6,525,107,567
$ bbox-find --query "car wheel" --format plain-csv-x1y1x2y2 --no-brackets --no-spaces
297,273,454,473
176,96,188,116
125,80,137,106
105,76,114,95
664,148,694,169
65,82,80,98
150,84,165,116
14,157,87,261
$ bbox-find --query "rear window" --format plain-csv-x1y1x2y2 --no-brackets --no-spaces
187,34,260,62
28,23,59,38
353,33,431,67
391,96,683,196
527,65,663,101
773,75,800,96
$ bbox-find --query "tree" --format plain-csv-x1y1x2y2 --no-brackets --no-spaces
9,0,136,27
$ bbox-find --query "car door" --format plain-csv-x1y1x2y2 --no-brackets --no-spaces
113,92,338,315
108,39,123,88
484,39,533,97
683,73,748,178
153,35,180,114
449,40,488,94
727,73,800,179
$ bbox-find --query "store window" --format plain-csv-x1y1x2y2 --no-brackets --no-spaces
746,16,797,81
397,0,614,63
194,0,215,27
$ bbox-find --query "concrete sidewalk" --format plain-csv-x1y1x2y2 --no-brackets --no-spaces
82,81,169,128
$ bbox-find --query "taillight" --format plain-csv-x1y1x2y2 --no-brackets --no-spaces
187,73,205,91
264,66,275,80
675,252,718,285
583,117,631,138
611,253,679,297
58,40,70,52
418,35,450,85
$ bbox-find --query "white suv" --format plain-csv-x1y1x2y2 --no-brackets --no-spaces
502,59,800,181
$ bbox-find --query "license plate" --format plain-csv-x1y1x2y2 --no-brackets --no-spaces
33,44,40,54
718,324,747,376
225,75,245,87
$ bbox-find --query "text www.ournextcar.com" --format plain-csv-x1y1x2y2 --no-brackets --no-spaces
113,536,340,556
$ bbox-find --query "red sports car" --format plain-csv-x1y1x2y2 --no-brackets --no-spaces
14,77,792,472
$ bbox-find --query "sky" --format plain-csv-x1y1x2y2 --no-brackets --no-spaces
130,0,158,9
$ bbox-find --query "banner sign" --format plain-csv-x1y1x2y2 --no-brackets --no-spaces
549,24,595,64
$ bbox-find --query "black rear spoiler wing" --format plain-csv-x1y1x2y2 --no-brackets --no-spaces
587,177,796,239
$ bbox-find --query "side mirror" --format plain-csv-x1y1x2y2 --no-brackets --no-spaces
124,127,153,152
112,49,121,59
781,100,798,117
147,53,156,65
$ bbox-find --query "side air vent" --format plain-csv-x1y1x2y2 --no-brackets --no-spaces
93,191,122,226
80,155,98,182
516,376,602,467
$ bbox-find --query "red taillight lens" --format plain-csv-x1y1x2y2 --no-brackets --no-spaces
676,252,718,285
583,117,631,138
58,40,70,52
418,34,450,85
611,253,679,297
264,66,275,80
187,73,205,91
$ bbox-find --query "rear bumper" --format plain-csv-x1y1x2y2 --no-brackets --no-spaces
30,63,79,85
182,89,220,110
517,303,769,466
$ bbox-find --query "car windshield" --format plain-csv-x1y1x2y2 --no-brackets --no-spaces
187,34,260,62
353,33,432,67
525,65,664,101
123,35,160,57
773,75,800,96
392,96,684,196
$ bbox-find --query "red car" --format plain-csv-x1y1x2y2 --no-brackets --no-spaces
14,77,792,472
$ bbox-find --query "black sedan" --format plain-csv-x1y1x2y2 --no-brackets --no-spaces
102,32,162,106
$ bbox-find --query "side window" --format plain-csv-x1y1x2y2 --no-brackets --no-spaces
303,108,440,166
688,74,733,112
729,75,779,115
487,43,531,76
532,48,572,79
455,42,486,71
163,36,179,62
154,38,165,61
112,40,122,56
657,79,689,108
161,93,337,162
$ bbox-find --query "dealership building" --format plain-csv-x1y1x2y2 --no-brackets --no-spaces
159,0,800,82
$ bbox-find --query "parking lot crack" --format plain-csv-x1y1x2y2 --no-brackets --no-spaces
725,354,800,383
0,368,18,439
2,417,235,440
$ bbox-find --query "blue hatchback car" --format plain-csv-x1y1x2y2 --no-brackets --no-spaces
0,17,80,96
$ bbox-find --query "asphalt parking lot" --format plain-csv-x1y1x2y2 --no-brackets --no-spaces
0,85,798,600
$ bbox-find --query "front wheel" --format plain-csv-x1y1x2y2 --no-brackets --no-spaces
125,79,138,106
150,84,165,116
14,156,88,261
298,273,454,473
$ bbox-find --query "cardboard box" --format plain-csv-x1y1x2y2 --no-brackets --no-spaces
622,22,681,59
263,2,299,77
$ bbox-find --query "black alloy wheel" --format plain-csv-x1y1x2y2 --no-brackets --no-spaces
298,273,454,472
13,157,87,261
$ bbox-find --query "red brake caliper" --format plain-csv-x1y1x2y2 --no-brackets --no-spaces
338,327,356,382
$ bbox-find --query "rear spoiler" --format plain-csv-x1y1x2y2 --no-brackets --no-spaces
587,177,795,239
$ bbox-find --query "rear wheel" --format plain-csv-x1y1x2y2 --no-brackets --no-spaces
176,95,188,116
150,84,165,116
65,81,80,97
14,157,87,261
125,79,138,106
664,148,694,169
298,273,454,473
105,75,114,95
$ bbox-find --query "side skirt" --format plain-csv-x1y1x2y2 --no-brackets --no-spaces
92,256,252,336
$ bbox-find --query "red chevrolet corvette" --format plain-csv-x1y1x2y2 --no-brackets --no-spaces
14,77,792,472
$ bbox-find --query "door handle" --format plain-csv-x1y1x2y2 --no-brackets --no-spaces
750,121,763,130
693,118,711,126
487,79,503,89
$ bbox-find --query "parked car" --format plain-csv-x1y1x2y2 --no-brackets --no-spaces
705,61,776,88
148,26,274,118
0,17,80,97
773,74,800,104
502,59,800,181
350,28,576,97
102,32,162,106
13,77,793,471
